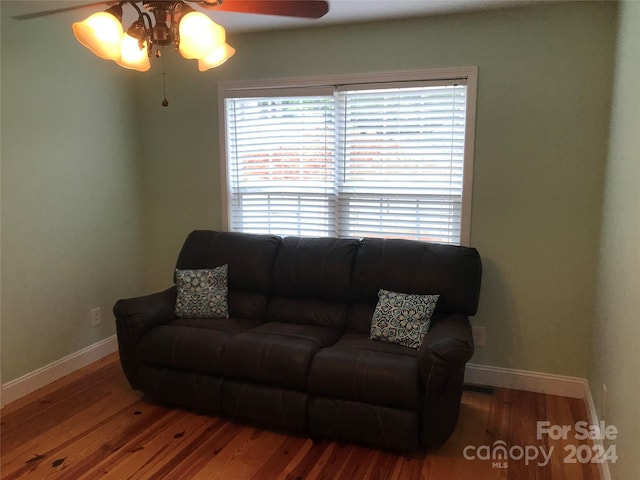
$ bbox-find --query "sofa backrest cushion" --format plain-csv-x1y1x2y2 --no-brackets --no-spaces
176,230,281,321
348,237,482,333
268,236,360,329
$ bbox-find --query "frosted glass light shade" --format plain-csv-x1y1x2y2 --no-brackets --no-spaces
72,12,124,60
198,43,236,71
116,35,150,72
178,11,225,60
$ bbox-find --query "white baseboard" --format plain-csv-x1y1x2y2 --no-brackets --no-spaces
465,363,612,480
582,380,613,480
465,363,587,399
1,335,118,408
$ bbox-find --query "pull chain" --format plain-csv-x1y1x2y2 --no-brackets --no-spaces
161,46,169,107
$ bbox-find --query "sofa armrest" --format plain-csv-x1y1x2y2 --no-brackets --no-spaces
113,287,177,388
113,286,177,343
417,314,474,395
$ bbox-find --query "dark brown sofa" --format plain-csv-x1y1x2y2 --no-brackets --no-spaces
114,230,482,451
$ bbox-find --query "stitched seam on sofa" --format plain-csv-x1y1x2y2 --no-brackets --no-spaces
282,236,301,295
428,346,473,363
351,353,363,398
170,330,183,367
168,323,225,332
376,405,390,449
235,237,250,288
419,245,430,272
352,351,371,397
207,232,221,267
131,313,150,345
192,373,200,405
235,382,250,416
381,240,387,290
349,343,417,358
361,352,373,399
156,368,167,397
319,246,330,299
278,390,286,425
259,340,276,384
425,362,436,396
330,400,340,436
253,329,336,345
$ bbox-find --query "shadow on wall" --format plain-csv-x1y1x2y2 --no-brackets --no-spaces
470,257,519,367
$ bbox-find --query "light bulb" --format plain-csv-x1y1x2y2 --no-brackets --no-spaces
72,11,124,60
178,11,225,60
116,35,151,72
198,43,236,71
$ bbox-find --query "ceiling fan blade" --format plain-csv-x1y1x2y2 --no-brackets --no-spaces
12,1,117,21
199,0,329,19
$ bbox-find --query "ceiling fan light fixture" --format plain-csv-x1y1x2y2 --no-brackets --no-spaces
32,0,329,73
72,6,124,60
178,10,226,60
198,42,235,71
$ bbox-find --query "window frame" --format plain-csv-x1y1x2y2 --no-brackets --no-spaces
218,67,478,246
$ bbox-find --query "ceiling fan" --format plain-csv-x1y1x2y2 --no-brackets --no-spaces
13,0,330,22
13,1,330,74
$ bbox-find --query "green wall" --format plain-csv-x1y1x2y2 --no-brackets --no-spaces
591,2,640,479
136,1,617,377
0,0,628,394
0,4,146,382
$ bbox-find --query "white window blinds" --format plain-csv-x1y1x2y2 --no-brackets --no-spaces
223,75,473,245
226,93,336,237
335,83,466,243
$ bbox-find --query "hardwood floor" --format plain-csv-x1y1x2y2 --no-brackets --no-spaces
1,354,600,479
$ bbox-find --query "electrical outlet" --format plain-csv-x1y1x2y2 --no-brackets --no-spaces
472,326,486,347
91,307,102,327
601,384,608,420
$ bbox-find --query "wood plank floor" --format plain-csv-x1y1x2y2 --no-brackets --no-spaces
1,354,600,479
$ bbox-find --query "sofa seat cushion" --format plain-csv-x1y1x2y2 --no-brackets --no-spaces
308,333,420,409
137,317,261,375
221,322,342,390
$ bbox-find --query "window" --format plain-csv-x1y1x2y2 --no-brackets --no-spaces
220,68,476,245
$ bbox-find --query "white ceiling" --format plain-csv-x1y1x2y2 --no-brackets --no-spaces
8,0,537,33
210,0,536,33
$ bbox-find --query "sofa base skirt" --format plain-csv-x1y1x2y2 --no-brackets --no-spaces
309,397,419,451
222,380,308,434
138,365,223,412
135,368,427,452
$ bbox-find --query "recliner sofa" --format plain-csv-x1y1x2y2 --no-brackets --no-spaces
114,230,482,451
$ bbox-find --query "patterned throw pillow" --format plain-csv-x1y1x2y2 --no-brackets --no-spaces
175,265,229,319
369,289,439,349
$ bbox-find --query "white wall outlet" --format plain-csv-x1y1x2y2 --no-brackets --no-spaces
472,326,486,347
91,307,102,327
